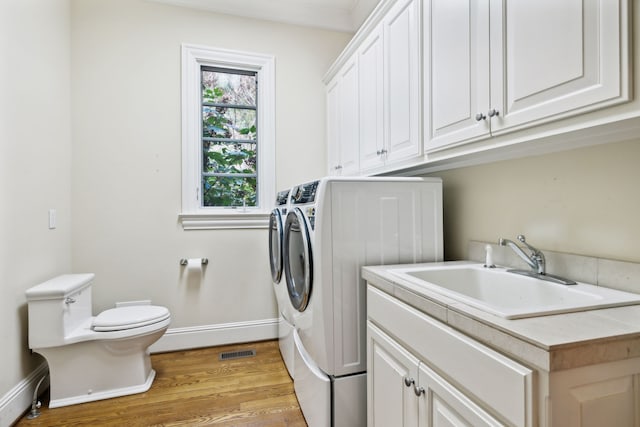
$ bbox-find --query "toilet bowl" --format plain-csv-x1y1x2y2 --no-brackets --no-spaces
25,273,171,408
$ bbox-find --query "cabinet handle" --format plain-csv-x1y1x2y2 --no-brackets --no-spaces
403,377,415,387
334,165,343,170
376,149,388,156
414,385,425,396
475,112,486,121
488,109,500,117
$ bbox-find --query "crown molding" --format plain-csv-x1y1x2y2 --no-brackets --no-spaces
148,0,380,32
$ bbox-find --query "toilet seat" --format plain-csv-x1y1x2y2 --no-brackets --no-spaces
93,306,170,332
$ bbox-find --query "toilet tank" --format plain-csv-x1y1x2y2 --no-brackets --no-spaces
25,274,95,348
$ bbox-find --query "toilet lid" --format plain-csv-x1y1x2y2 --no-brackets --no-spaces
93,305,170,332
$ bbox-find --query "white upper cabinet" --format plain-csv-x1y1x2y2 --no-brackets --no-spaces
361,0,421,173
425,0,491,148
329,0,631,174
326,76,341,175
326,0,422,176
424,0,630,152
327,53,360,176
492,0,629,132
382,0,421,165
358,25,385,172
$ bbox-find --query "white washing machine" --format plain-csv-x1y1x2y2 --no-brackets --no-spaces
268,188,296,378
283,177,443,427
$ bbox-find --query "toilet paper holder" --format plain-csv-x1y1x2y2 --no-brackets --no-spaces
180,258,208,266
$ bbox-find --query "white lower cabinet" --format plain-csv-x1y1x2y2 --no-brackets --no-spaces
367,284,640,427
549,360,640,427
418,362,504,427
368,322,503,427
367,286,531,426
368,322,419,427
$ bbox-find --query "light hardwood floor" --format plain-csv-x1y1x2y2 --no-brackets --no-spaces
15,340,307,426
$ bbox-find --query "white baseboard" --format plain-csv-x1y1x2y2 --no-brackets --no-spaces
0,362,49,427
149,317,279,353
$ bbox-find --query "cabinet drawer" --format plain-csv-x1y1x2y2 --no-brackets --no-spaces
368,286,533,427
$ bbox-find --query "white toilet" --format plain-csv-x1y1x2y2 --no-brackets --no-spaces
25,273,171,408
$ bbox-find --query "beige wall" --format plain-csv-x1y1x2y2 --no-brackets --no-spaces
0,0,350,410
69,1,350,324
0,0,72,397
424,139,640,264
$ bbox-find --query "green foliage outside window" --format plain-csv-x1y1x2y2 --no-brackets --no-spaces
201,68,257,208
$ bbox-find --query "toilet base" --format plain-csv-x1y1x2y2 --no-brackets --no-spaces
49,368,156,408
34,327,166,408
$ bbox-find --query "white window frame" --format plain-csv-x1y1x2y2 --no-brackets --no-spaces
180,44,275,230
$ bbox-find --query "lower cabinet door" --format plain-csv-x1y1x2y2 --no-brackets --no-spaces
418,362,504,427
367,322,419,427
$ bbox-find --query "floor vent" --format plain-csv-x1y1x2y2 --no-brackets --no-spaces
219,349,257,361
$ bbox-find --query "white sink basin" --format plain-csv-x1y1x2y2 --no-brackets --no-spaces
389,264,640,319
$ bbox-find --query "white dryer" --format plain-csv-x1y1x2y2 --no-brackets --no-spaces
283,177,443,427
268,188,295,378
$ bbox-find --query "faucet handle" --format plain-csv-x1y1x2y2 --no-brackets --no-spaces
517,235,546,272
517,235,539,254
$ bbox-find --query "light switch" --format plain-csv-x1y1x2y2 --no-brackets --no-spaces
48,209,57,229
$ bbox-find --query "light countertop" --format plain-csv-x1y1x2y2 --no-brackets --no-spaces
363,261,640,372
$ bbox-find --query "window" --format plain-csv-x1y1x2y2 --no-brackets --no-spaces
180,44,275,229
201,67,257,207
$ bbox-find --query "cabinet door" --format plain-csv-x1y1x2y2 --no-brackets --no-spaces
359,25,385,172
337,54,360,175
368,285,533,427
550,360,640,427
490,0,630,134
417,363,504,427
367,322,419,427
326,76,341,175
424,0,491,151
383,0,421,163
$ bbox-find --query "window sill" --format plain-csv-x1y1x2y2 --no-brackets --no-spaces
179,212,270,230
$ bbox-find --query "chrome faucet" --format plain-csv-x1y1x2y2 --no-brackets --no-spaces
498,235,576,285
499,235,545,274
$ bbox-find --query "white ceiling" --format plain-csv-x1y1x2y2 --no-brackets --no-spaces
149,0,381,32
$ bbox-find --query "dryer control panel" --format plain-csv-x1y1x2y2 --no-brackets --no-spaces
275,189,290,206
291,181,319,204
